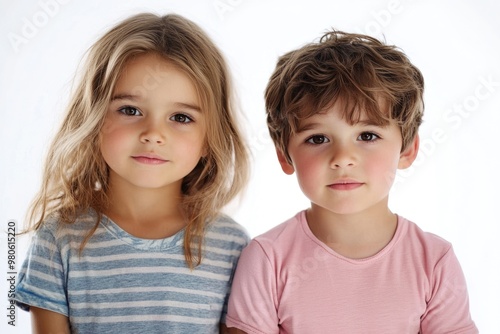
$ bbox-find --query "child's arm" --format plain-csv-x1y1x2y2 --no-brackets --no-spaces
31,306,70,334
221,323,249,334
421,246,478,333
15,222,71,333
226,240,279,333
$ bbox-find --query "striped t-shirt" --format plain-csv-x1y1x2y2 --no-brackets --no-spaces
15,211,249,333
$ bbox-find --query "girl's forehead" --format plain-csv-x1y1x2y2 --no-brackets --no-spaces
109,54,201,112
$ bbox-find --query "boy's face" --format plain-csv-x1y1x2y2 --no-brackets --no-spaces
277,101,418,217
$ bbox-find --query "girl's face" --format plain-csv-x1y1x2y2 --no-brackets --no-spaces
100,53,207,192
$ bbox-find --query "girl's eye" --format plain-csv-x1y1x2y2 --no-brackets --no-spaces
358,132,380,141
170,114,193,123
118,106,141,116
306,135,329,145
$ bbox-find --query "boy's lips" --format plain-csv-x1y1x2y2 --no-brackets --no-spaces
131,153,168,165
328,179,364,190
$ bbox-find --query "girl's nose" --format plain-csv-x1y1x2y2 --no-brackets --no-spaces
139,121,165,144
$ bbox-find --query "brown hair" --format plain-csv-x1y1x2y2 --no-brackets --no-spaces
265,30,424,163
26,13,249,268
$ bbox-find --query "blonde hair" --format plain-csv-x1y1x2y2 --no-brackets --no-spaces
27,13,249,268
265,30,424,163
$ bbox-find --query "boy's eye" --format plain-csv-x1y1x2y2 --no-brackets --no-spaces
170,113,193,123
118,106,141,116
358,132,379,141
306,135,329,144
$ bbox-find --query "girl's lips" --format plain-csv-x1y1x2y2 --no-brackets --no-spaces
132,155,168,165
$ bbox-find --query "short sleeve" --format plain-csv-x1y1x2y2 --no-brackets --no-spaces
420,246,478,333
226,240,279,334
15,224,69,316
220,233,251,324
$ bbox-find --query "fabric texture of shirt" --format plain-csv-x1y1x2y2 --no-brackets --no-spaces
227,210,478,334
15,211,249,333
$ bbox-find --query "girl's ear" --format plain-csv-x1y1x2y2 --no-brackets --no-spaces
398,134,420,169
202,146,208,158
201,141,209,158
276,148,295,175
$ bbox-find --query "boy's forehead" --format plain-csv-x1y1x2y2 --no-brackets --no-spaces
297,96,392,127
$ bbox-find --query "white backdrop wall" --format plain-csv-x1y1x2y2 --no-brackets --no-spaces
1,0,498,332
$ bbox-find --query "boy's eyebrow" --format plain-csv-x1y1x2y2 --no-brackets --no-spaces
296,122,321,133
110,94,202,112
297,119,388,132
357,119,388,127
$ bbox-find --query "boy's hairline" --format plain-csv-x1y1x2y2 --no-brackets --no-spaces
273,95,415,162
291,92,395,129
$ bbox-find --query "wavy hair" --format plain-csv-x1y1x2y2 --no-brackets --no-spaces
26,13,249,268
265,30,424,163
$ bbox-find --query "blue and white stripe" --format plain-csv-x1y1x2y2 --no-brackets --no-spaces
15,211,249,333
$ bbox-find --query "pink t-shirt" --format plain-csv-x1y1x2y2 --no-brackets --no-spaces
227,210,477,333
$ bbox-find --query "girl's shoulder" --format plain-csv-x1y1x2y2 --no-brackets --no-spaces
206,214,250,245
209,214,248,233
34,211,99,240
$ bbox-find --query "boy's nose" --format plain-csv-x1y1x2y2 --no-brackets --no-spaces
329,144,355,169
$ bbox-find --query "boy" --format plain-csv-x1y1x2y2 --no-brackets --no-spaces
226,30,477,333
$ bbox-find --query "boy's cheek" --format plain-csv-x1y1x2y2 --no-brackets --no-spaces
365,155,400,179
293,157,324,180
294,165,324,196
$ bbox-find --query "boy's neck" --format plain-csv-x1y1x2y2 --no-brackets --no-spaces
306,202,398,259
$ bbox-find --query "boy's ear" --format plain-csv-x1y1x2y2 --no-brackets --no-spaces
276,148,295,175
398,134,420,169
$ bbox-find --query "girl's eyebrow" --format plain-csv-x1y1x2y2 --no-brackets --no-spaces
110,93,139,102
173,102,202,113
110,94,202,113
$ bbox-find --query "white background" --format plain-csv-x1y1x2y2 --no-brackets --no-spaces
1,0,499,332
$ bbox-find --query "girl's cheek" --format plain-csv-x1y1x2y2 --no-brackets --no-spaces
101,115,124,133
100,120,114,134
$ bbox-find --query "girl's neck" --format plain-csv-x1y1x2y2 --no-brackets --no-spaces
306,201,397,259
103,178,187,239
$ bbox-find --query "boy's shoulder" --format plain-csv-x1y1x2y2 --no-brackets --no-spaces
252,210,307,248
398,215,453,256
249,213,455,261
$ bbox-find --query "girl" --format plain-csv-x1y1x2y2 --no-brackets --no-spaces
15,13,249,333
